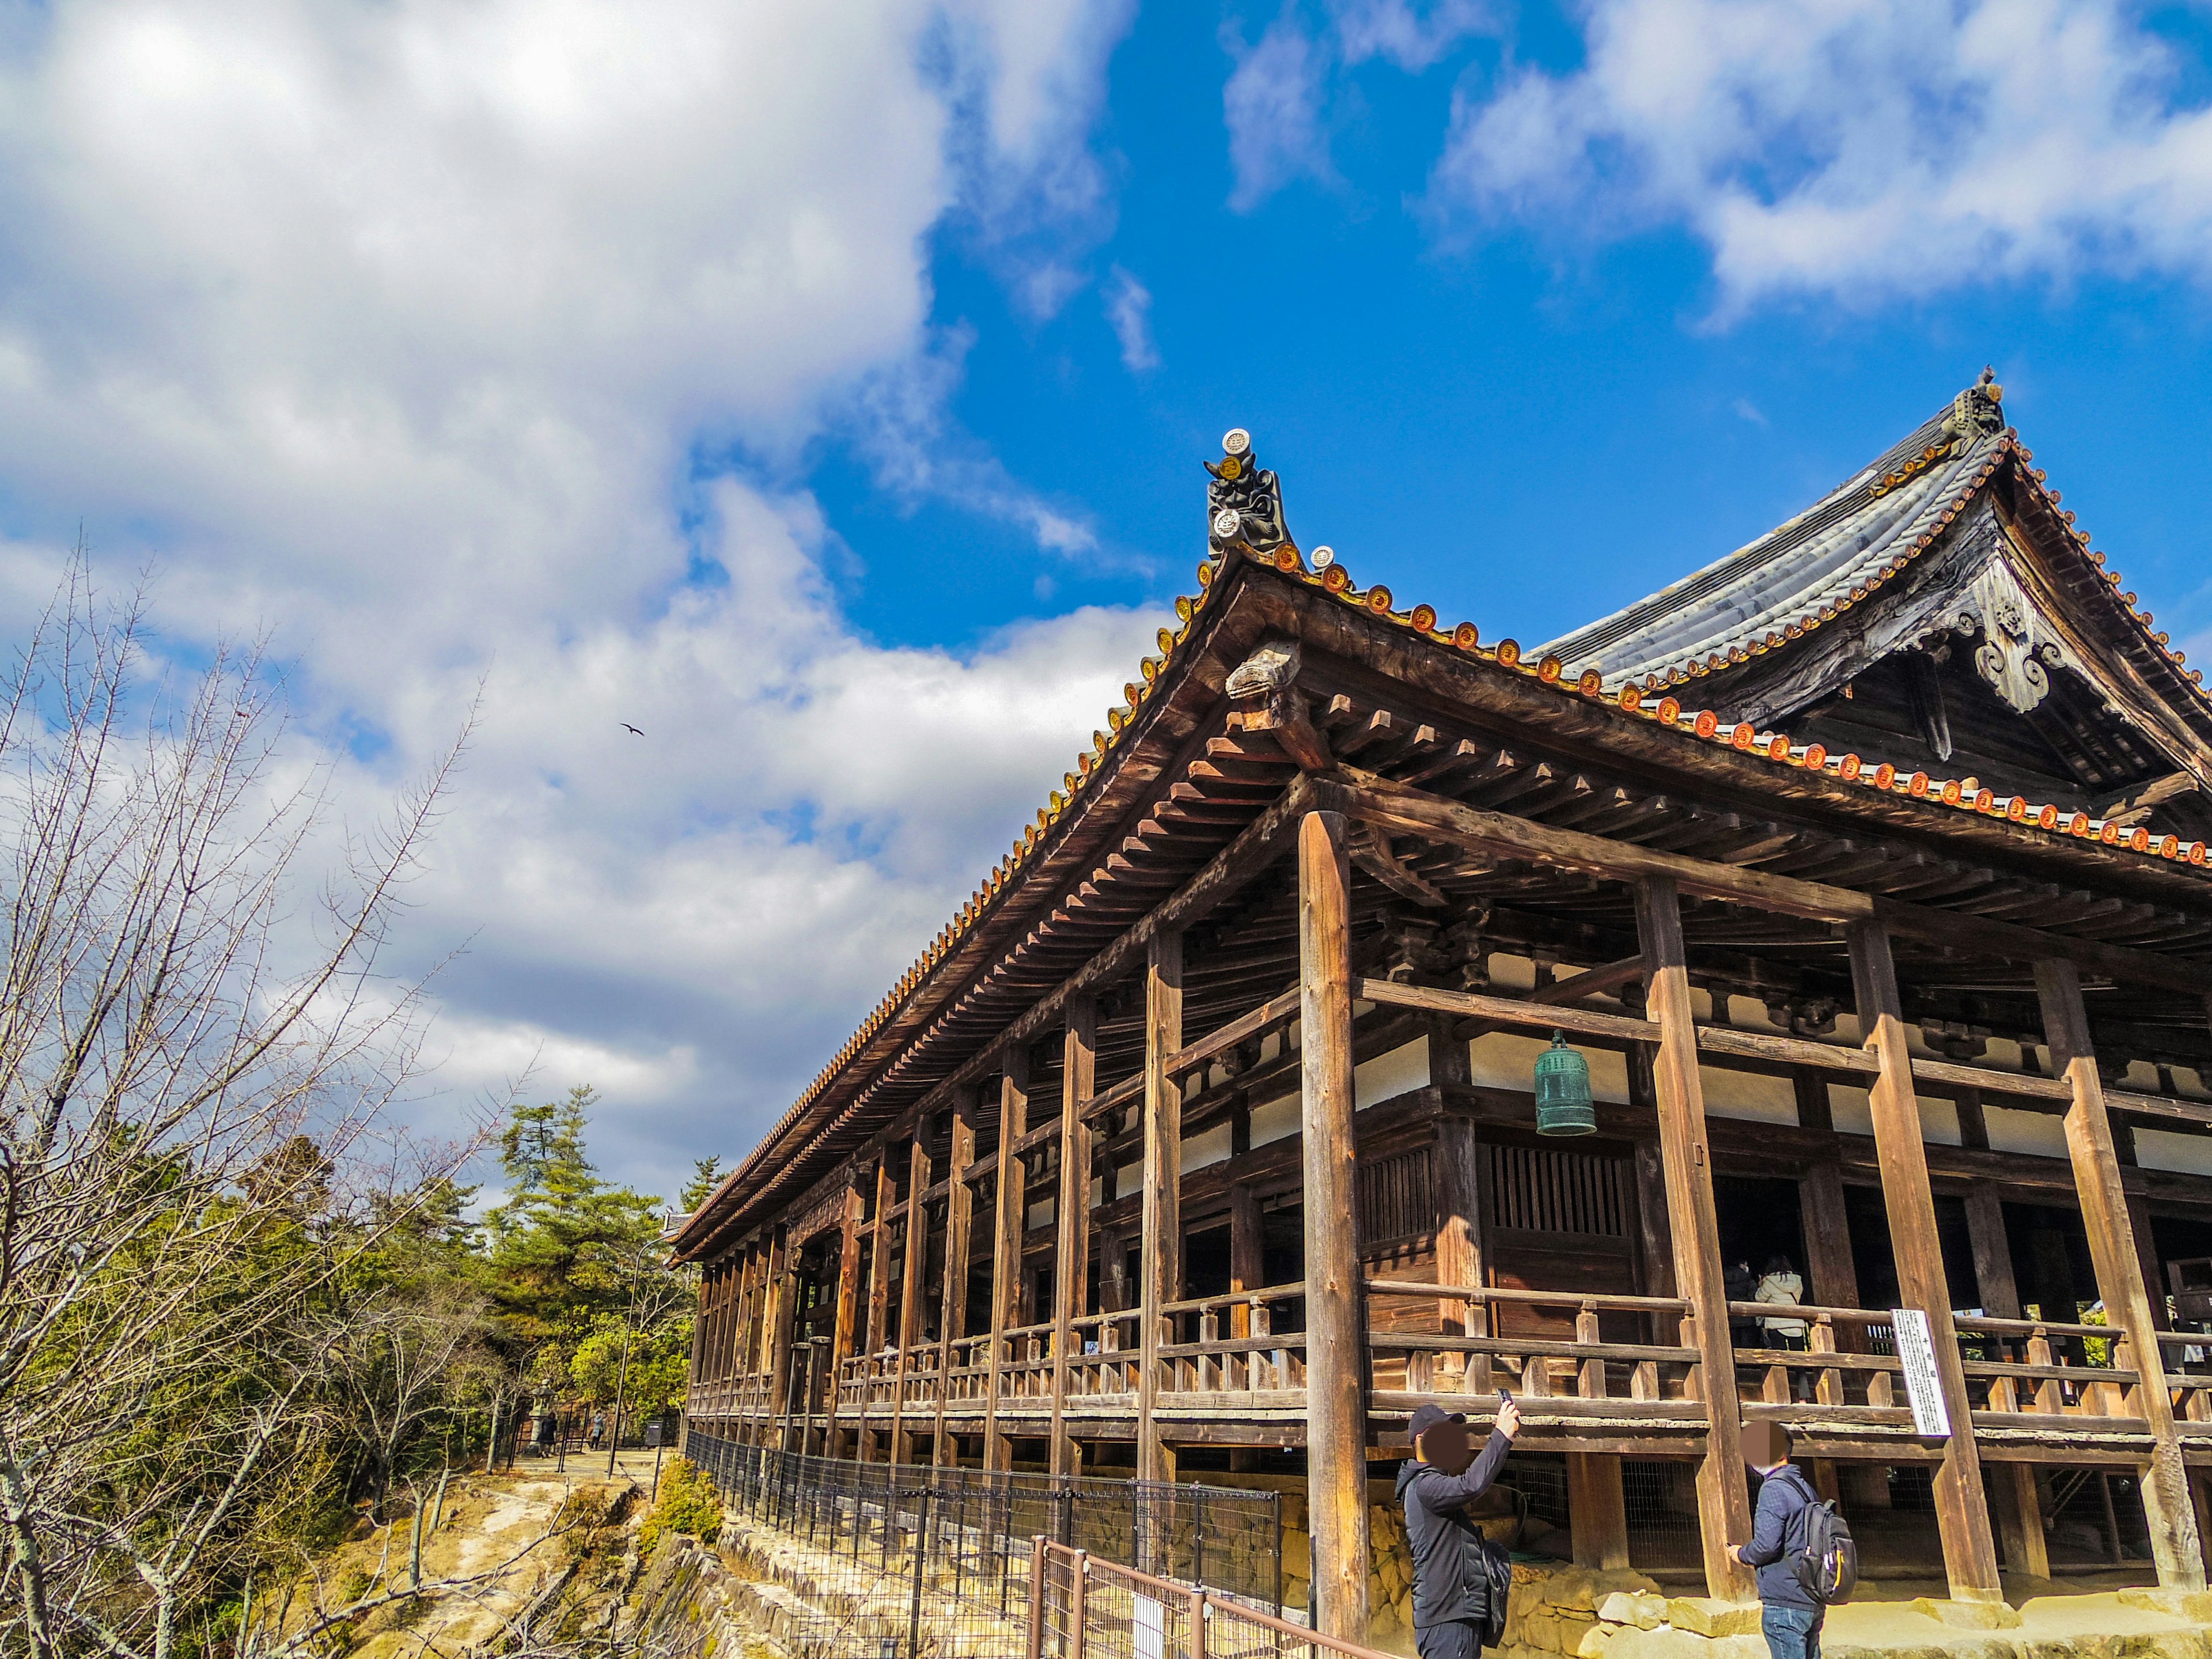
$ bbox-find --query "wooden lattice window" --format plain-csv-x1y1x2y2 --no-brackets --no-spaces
1483,1143,1628,1237
1357,1147,1434,1252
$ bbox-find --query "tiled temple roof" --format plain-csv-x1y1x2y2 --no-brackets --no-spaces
1540,371,2205,714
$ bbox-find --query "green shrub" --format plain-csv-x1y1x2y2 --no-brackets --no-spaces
639,1457,722,1555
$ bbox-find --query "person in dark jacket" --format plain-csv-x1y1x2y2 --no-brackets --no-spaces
1729,1421,1823,1659
1395,1397,1522,1659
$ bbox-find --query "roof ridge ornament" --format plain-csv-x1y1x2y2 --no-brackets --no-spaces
1205,427,1289,556
1945,365,2005,444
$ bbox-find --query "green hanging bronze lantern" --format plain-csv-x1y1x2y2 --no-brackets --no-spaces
1533,1030,1596,1136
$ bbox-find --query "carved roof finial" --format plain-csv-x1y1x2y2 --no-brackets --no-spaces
1946,367,2005,443
1205,427,1289,556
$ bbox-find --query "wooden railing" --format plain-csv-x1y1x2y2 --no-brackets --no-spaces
1726,1300,2146,1429
1365,1279,1698,1414
1157,1283,1308,1402
1062,1308,1146,1400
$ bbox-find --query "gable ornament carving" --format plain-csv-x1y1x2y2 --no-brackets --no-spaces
1946,564,2075,716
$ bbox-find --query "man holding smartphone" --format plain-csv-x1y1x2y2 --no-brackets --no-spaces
1395,1392,1524,1658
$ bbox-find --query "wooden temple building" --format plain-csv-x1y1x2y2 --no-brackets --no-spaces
672,372,2212,1637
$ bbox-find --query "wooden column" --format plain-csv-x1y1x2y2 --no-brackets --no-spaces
1964,1188,2022,1320
859,1155,899,1459
1793,1067,1862,1324
1569,1449,1631,1571
1994,1464,2050,1580
1228,1180,1264,1475
1050,998,1097,1477
1628,1043,1676,1312
1435,1113,1484,1328
1138,930,1184,1486
763,1227,796,1452
892,1133,932,1465
2036,959,2204,1589
983,1050,1032,1471
1847,922,2002,1602
1633,877,1754,1602
1430,1013,1486,1342
1800,1162,1860,1309
933,1088,978,1467
1301,810,1372,1645
827,1184,866,1457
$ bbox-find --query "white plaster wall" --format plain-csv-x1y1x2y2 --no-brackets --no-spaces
1249,1093,1300,1147
1181,1121,1233,1174
1984,1107,2068,1158
1916,1096,1963,1146
1355,1039,1429,1110
1698,1066,1797,1125
1468,1032,1553,1094
2137,1128,2212,1177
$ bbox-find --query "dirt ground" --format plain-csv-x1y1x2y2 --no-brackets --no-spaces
268,1459,657,1659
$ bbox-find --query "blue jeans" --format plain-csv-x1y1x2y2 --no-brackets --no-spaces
1762,1603,1823,1659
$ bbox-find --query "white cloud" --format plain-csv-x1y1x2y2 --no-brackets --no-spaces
0,0,1139,1199
1335,0,1494,72
1223,10,1336,211
1429,0,2212,315
1103,266,1160,372
1222,1,1494,210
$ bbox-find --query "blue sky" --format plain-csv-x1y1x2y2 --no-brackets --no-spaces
4,0,2212,1200
831,2,2212,662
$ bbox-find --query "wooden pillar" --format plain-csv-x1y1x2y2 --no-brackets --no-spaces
1050,998,1097,1477
1301,810,1372,1645
1435,1113,1483,1319
2036,959,2204,1589
1138,930,1184,1486
1430,1012,1485,1329
1800,1164,1861,1310
858,1155,898,1460
1794,1071,1858,1320
1633,876,1755,1603
1098,1225,1127,1313
1964,1188,2022,1320
763,1227,796,1452
827,1184,866,1458
1569,1450,1631,1571
1628,1045,1676,1308
892,1133,932,1465
1228,1181,1264,1474
983,1049,1032,1471
1994,1463,2050,1580
1847,922,2002,1602
933,1088,977,1467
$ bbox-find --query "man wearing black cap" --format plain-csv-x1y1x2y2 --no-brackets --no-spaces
1395,1396,1522,1659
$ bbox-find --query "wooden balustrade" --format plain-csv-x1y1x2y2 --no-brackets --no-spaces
1155,1282,1309,1402
793,1276,2175,1462
1364,1279,1697,1418
1725,1300,2146,1431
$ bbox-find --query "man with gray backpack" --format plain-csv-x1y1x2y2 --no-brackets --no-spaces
1730,1422,1857,1659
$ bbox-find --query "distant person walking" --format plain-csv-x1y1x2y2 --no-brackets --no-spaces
1730,1422,1826,1659
1396,1397,1522,1659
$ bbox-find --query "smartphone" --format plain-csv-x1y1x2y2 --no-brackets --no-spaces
1497,1387,1513,1403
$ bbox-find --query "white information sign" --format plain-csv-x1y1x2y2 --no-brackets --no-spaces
1890,1307,1953,1438
1133,1593,1165,1659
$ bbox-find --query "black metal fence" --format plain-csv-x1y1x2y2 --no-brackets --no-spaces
684,1431,1283,1659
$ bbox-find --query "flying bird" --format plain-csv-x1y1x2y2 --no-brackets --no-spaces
621,723,644,737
